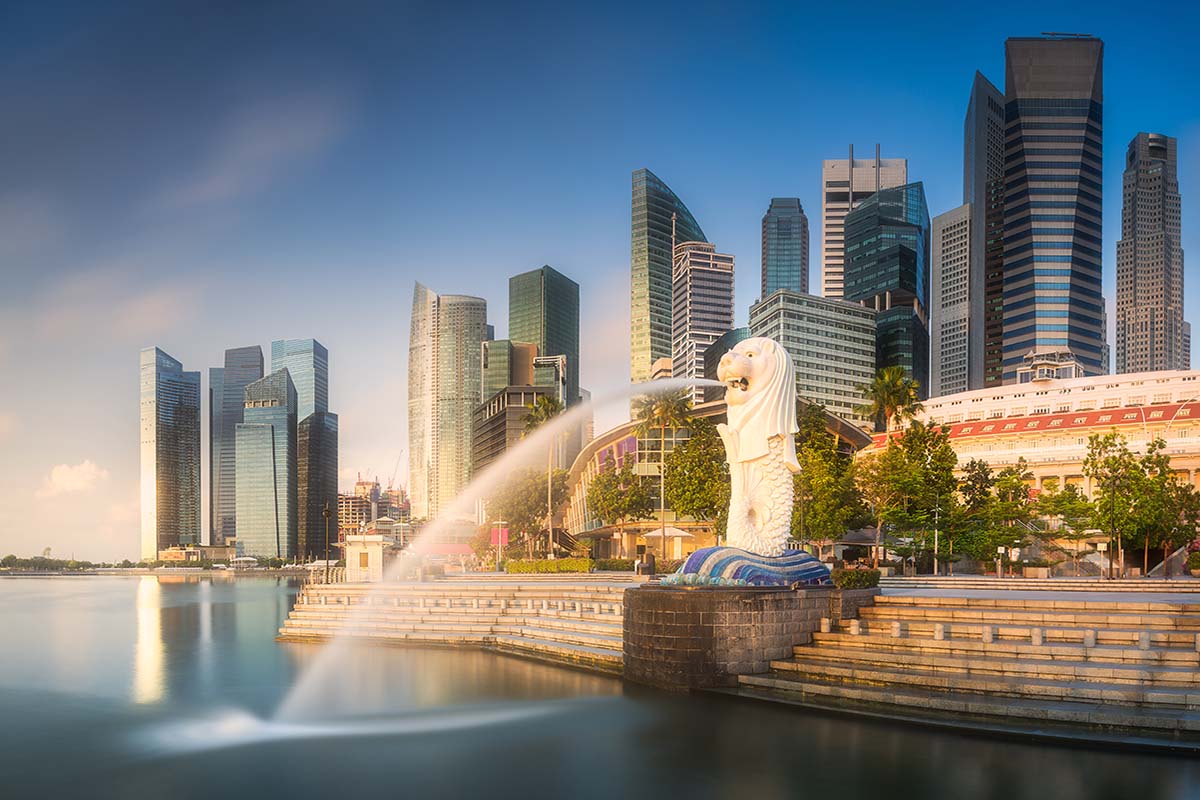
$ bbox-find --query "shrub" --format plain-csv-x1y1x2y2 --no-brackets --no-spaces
1187,552,1200,571
831,568,880,589
505,558,594,574
658,558,684,573
594,558,635,571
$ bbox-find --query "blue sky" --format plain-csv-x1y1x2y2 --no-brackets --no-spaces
2,0,1198,559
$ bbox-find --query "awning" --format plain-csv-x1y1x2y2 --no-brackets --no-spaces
637,526,694,539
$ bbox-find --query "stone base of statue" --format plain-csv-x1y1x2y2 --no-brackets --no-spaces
658,546,831,587
622,582,834,690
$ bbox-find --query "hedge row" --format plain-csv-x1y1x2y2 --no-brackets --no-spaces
505,558,594,574
831,568,881,589
594,558,635,571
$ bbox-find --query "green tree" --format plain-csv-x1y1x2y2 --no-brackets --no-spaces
855,366,925,432
1083,432,1144,578
488,466,570,557
959,459,994,514
1,554,16,568
633,388,693,557
588,455,655,553
855,442,907,568
664,418,730,541
523,394,565,555
1036,480,1095,575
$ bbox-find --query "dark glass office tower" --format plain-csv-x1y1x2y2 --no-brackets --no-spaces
1117,132,1187,373
236,369,298,558
298,411,339,560
1002,35,1105,381
844,182,931,397
139,347,201,561
761,198,809,296
963,72,1006,388
631,168,706,384
509,265,580,404
209,345,263,546
271,339,328,421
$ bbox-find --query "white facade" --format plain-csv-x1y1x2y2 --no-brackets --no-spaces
671,241,734,404
820,145,907,299
930,204,972,397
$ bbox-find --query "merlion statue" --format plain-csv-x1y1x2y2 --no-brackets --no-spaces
660,336,829,587
716,337,800,557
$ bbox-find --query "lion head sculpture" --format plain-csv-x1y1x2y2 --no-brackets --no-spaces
716,337,800,472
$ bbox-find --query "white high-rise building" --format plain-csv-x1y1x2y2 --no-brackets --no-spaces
671,241,734,404
820,145,907,299
408,283,488,521
930,204,972,397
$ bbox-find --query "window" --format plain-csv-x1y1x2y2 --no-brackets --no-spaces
359,552,370,569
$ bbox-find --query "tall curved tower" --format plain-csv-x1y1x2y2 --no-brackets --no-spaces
630,168,706,384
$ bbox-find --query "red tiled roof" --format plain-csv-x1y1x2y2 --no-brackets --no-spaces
868,401,1200,449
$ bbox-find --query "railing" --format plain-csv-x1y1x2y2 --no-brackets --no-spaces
307,567,346,585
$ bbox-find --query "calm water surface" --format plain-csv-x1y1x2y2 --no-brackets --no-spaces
1,576,1198,799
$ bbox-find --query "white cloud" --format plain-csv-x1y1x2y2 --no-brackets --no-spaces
157,88,351,209
36,460,109,498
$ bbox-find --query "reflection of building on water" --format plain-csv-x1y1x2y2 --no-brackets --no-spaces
132,577,164,704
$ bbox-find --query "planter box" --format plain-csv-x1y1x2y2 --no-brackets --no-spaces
878,566,895,577
1022,566,1051,579
1190,569,1200,578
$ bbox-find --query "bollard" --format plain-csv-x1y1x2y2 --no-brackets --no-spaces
849,619,861,635
473,598,479,609
982,625,994,644
499,599,507,611
891,621,903,638
418,597,425,609
1194,633,1200,653
394,597,401,607
934,623,946,641
1139,631,1151,651
820,618,831,634
1084,630,1096,648
1031,628,1043,646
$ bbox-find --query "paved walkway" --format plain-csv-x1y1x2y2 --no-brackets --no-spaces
883,587,1200,604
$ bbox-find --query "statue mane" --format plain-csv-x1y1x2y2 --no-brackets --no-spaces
725,338,799,470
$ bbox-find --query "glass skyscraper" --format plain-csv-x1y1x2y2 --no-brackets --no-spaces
407,283,489,521
235,369,298,558
209,345,263,545
509,265,580,405
271,339,328,420
139,347,201,561
298,411,339,560
630,168,706,384
761,198,809,296
844,182,931,397
1002,35,1105,381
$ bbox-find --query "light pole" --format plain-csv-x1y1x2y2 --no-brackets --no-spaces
322,502,332,584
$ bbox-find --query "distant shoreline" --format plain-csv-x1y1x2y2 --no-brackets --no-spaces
0,568,314,577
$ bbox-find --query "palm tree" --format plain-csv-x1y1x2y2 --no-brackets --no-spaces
855,366,924,433
632,389,693,561
524,394,564,557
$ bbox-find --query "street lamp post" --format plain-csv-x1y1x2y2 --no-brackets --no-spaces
322,502,332,584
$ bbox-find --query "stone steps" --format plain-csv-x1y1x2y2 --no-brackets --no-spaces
859,605,1200,630
278,580,628,674
736,672,1200,735
765,656,1200,709
879,577,1200,592
836,618,1200,649
789,641,1200,686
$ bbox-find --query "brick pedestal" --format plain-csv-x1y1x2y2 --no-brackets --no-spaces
622,585,832,690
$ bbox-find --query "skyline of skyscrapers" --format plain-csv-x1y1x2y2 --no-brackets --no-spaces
1001,35,1106,381
844,182,931,397
208,345,263,546
139,347,201,561
1116,132,1189,373
820,145,908,300
271,338,329,421
761,198,809,296
630,168,707,385
671,240,735,404
236,368,298,558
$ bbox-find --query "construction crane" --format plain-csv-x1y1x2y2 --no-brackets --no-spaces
388,450,405,491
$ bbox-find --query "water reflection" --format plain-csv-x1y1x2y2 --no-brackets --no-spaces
132,577,163,703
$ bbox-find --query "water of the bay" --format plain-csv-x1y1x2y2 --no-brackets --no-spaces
1,575,1197,799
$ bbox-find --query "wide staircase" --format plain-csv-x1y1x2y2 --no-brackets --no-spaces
737,593,1200,746
278,580,626,674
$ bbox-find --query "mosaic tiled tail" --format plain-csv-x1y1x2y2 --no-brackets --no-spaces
658,546,832,587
